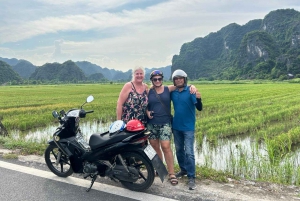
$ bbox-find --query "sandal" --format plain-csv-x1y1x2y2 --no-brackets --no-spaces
168,174,178,186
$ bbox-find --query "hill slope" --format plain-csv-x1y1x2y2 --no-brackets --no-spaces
0,61,22,84
172,8,300,80
30,60,86,82
12,60,37,79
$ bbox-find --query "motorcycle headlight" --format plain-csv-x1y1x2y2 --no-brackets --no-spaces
54,136,60,141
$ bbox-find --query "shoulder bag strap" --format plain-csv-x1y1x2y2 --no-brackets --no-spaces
153,87,172,118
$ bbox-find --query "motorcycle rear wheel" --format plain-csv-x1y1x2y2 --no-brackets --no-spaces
45,145,73,177
119,152,155,191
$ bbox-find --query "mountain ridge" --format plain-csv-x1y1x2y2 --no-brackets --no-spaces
172,8,300,80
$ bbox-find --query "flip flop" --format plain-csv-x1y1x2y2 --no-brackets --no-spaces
168,174,178,186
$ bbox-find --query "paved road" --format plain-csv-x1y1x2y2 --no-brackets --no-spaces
0,160,177,201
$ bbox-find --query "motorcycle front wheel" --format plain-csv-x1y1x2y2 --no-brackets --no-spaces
119,152,155,192
44,145,73,177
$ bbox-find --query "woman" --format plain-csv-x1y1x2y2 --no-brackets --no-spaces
116,66,148,125
146,70,178,185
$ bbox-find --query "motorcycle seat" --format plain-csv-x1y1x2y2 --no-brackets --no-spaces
89,131,137,150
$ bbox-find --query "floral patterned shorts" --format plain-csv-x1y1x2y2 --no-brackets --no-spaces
147,123,172,141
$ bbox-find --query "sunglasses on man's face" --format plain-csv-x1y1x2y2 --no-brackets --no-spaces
174,77,184,81
152,78,163,82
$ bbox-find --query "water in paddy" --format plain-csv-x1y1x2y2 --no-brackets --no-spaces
12,121,300,178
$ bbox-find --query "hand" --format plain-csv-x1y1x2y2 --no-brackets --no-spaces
196,91,201,99
189,85,197,94
146,110,154,119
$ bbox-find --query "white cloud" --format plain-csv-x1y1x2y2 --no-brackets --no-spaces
1,0,300,71
35,0,136,7
0,47,17,59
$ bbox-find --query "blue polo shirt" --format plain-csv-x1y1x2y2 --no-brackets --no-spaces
171,86,197,131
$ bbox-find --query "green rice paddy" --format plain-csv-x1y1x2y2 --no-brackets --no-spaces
1,81,300,184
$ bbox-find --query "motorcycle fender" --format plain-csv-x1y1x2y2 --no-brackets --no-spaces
47,139,56,146
151,154,168,183
47,138,69,146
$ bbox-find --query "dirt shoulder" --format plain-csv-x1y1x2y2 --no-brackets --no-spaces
148,174,300,201
1,148,300,201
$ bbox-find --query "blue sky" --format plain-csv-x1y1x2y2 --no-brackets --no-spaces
0,0,300,71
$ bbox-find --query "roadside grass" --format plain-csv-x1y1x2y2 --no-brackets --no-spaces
2,153,19,159
0,136,47,155
174,163,235,183
195,166,235,182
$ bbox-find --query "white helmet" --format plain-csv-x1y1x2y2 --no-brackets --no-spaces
109,120,126,134
172,69,188,86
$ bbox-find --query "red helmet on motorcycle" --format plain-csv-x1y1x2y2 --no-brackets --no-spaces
126,119,145,132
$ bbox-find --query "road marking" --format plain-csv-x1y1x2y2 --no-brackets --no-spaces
0,161,177,201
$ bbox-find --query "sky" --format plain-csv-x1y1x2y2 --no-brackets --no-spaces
0,0,300,72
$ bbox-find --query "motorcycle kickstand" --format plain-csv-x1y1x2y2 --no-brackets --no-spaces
86,174,97,192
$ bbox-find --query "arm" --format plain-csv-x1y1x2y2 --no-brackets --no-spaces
146,109,154,120
195,91,202,111
116,83,131,120
168,85,176,92
168,84,197,93
144,83,149,94
146,86,153,119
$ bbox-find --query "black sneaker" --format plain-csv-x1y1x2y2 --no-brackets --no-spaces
188,178,196,190
175,170,187,178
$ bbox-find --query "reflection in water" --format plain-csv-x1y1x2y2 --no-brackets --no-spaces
196,136,268,171
15,121,267,171
11,121,111,143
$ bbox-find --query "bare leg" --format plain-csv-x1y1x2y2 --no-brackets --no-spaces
160,140,175,174
149,139,163,161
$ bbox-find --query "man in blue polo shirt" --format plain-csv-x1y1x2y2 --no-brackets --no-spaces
171,69,202,190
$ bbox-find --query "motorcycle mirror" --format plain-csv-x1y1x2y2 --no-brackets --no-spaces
52,111,59,118
81,95,94,108
87,95,94,103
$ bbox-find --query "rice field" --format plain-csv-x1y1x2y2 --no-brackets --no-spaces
1,82,300,184
0,84,122,130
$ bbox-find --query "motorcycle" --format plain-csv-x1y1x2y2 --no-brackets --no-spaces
45,95,168,192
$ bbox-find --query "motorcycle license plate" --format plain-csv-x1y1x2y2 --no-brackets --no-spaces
144,144,156,160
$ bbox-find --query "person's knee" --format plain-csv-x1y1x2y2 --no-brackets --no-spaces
149,140,160,150
162,147,172,156
160,140,170,148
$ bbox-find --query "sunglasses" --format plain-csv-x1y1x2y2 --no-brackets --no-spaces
152,78,163,82
174,77,184,80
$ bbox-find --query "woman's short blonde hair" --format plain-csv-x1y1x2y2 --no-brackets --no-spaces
131,66,145,81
